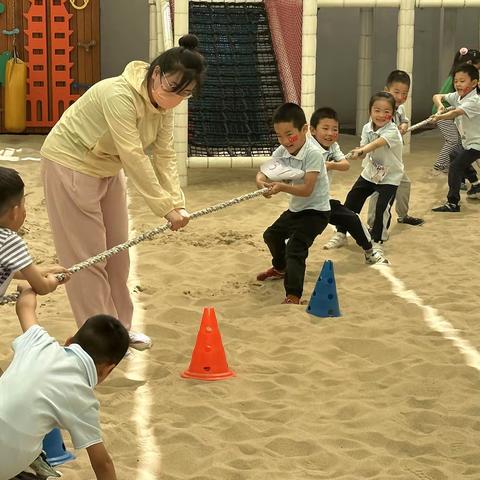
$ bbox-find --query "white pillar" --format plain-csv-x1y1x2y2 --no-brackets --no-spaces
149,0,158,61
301,0,317,124
438,8,457,88
174,0,188,187
397,0,415,153
356,8,373,135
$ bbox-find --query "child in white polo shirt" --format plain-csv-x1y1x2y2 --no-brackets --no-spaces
367,70,424,229
0,166,69,302
309,106,388,265
431,63,480,212
256,103,330,305
337,92,403,250
0,286,129,480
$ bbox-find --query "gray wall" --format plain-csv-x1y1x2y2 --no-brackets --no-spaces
97,3,479,123
100,0,150,79
316,7,480,129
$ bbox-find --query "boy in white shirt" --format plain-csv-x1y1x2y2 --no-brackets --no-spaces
431,63,480,212
256,103,330,305
0,286,129,480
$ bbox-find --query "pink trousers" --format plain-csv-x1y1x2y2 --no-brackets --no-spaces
41,159,133,329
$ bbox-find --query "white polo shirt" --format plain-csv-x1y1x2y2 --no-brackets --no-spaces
394,104,409,127
0,325,101,479
444,89,480,150
316,141,345,185
360,120,404,186
271,136,330,212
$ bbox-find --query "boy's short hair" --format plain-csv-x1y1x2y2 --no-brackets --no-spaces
272,103,307,130
310,107,339,129
453,63,479,82
71,314,130,365
0,167,24,216
386,70,411,88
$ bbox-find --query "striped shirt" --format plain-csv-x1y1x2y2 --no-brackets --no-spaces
0,227,32,297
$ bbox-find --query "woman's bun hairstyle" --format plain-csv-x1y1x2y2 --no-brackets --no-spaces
179,34,199,50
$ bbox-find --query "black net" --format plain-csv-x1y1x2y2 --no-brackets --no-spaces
188,1,284,158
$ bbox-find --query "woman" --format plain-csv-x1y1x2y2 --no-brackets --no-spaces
41,34,205,350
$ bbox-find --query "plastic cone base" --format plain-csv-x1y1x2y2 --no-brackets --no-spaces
42,428,75,467
181,369,235,381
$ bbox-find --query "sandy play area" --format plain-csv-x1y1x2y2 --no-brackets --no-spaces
1,130,480,480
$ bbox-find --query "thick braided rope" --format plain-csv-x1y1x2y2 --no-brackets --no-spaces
0,188,268,306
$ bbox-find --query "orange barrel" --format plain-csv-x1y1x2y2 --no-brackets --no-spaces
4,57,27,133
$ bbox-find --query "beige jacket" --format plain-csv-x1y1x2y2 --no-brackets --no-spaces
41,61,185,217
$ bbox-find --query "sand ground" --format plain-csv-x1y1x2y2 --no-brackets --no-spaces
1,130,480,480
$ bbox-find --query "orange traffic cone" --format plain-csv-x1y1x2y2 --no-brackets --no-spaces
181,307,235,381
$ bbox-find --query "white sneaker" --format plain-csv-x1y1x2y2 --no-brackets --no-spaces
30,453,61,477
323,232,347,250
129,331,152,351
365,242,389,265
365,249,389,265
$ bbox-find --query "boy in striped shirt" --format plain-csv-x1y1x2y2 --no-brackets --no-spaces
0,167,69,299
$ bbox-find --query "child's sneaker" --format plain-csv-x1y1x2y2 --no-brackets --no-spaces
365,249,389,265
129,331,153,351
432,202,460,212
397,215,424,226
282,294,301,304
467,183,480,199
323,232,347,249
29,452,61,478
256,267,285,281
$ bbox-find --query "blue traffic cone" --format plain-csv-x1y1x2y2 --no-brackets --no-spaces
306,260,341,317
42,428,75,467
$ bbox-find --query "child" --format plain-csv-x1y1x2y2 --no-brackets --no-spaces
431,48,480,175
367,70,424,229
336,92,404,249
0,285,129,479
0,167,69,299
256,103,330,305
310,107,388,265
431,63,480,212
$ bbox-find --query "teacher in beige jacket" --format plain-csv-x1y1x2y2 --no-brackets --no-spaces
40,34,205,350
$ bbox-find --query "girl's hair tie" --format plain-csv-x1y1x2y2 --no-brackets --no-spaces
459,47,468,56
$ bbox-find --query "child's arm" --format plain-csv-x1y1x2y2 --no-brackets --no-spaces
14,264,70,295
266,171,319,197
15,286,38,333
256,171,269,189
432,93,449,114
87,443,118,480
326,158,350,172
349,137,388,159
398,122,409,135
431,107,464,122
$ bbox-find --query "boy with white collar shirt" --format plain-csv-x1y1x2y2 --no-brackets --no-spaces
0,286,129,480
256,103,330,305
431,63,480,212
310,107,388,265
